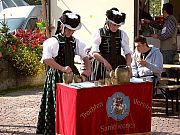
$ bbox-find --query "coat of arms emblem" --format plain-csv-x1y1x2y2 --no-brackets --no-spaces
106,92,130,120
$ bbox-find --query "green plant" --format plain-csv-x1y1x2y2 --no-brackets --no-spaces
13,45,44,76
0,20,47,76
149,0,161,18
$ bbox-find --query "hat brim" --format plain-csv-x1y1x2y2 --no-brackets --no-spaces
64,23,82,31
107,19,125,25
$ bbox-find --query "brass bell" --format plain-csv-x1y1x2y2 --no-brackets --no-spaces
105,78,112,85
114,65,130,84
73,74,83,83
62,72,73,84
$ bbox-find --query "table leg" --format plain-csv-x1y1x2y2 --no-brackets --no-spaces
171,93,174,114
165,88,169,116
176,89,179,112
175,70,179,113
176,69,179,84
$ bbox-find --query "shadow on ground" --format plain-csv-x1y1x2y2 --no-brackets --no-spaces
0,125,37,135
0,86,43,97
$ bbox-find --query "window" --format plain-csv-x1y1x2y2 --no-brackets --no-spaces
25,18,38,31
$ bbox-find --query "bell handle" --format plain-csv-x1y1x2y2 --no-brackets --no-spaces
117,65,127,68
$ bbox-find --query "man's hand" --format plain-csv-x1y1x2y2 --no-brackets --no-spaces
137,59,147,67
103,60,112,71
81,69,91,78
151,34,158,39
143,19,150,24
62,66,72,73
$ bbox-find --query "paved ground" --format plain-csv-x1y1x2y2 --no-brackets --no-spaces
0,88,41,135
0,87,179,135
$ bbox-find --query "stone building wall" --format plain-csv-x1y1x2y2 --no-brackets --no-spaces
0,60,45,91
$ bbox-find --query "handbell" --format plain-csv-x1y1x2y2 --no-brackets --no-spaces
105,78,111,85
62,72,73,84
73,74,83,83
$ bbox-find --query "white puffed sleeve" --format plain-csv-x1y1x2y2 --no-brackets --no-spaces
40,37,59,63
75,38,88,59
89,29,101,54
121,30,132,55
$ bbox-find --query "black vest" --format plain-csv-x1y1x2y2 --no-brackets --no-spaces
53,34,79,74
99,28,126,69
99,28,121,54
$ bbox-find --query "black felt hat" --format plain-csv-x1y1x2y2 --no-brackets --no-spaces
60,10,82,30
106,8,126,25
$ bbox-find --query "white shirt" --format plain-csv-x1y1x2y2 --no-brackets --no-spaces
90,29,132,55
41,37,88,63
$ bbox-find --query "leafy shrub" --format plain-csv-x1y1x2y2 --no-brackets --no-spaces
0,20,47,76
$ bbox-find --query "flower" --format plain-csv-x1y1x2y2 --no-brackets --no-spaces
0,20,47,76
36,18,46,32
12,45,17,50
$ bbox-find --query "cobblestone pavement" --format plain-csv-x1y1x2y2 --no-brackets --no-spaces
0,89,41,135
0,88,179,135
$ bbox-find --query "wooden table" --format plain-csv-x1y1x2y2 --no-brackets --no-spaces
163,64,180,83
163,64,180,69
159,64,180,115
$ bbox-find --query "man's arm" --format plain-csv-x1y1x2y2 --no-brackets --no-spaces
125,53,132,77
125,53,132,67
158,17,177,40
93,52,112,71
81,56,91,77
43,59,72,73
144,19,163,30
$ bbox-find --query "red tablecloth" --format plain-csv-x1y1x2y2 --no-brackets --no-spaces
56,82,152,135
